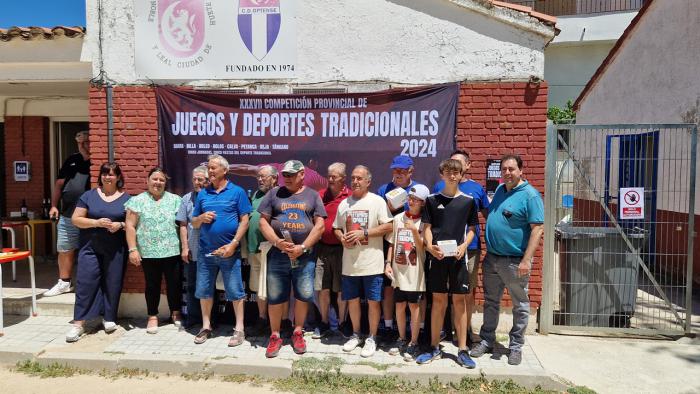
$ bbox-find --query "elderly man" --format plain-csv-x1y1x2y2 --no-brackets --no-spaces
258,160,326,358
313,162,352,339
191,154,252,347
246,164,279,335
177,166,210,328
376,154,421,338
471,154,544,366
45,130,91,296
334,165,393,358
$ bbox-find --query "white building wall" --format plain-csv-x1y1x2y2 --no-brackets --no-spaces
85,0,554,87
545,42,615,108
576,0,700,124
545,11,636,108
575,0,700,214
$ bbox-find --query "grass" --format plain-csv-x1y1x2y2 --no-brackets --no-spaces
15,361,85,378
567,387,597,394
12,359,594,393
180,371,214,381
353,360,395,371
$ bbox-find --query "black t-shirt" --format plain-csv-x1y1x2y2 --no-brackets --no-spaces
421,192,478,244
58,153,91,217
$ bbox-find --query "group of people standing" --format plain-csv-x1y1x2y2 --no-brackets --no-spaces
51,132,543,369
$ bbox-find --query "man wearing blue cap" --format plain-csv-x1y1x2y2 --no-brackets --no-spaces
377,154,422,340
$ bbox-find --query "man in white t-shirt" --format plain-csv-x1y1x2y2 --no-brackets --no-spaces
333,165,393,358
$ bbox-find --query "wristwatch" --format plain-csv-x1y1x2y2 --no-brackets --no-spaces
301,244,308,254
363,228,369,239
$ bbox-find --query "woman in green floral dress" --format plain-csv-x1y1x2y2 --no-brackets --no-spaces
125,167,182,334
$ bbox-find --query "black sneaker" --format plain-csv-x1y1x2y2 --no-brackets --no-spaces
508,349,522,365
339,321,353,338
469,342,493,358
312,321,330,339
253,318,270,336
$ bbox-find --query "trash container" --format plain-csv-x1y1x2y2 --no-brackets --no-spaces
555,225,645,327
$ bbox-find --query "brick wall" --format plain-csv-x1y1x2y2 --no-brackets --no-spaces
456,82,548,308
89,86,159,292
3,116,50,217
88,82,549,307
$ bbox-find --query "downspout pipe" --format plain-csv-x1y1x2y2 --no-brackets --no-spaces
106,84,114,162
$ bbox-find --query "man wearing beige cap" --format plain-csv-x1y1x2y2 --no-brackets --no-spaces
258,160,327,358
45,130,91,297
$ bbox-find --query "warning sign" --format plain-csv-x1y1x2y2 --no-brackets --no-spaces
620,187,644,219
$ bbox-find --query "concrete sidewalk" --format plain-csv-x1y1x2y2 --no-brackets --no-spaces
1,313,699,393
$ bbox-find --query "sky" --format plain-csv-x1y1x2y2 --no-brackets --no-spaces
0,0,86,29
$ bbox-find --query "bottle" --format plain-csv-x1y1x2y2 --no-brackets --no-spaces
42,198,50,219
20,199,28,218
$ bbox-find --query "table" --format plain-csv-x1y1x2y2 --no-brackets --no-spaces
0,249,37,336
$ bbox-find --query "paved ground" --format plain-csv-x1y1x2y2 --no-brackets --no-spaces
2,311,699,393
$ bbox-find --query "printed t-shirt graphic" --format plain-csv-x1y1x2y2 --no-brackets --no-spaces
346,210,369,245
257,186,327,245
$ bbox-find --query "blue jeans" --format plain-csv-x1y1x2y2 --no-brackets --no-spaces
57,215,80,252
195,252,245,301
479,253,530,351
266,248,315,305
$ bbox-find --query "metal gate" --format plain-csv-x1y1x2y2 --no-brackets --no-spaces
540,124,697,336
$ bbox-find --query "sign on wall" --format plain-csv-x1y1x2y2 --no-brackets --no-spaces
486,159,501,199
134,0,297,79
620,187,644,219
13,161,30,182
156,84,458,194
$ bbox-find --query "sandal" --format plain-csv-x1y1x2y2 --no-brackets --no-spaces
228,329,245,347
146,316,159,334
194,328,212,344
172,312,183,328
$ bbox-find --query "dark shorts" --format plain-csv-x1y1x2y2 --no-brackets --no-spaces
341,274,384,302
394,288,423,304
314,243,343,292
427,256,470,294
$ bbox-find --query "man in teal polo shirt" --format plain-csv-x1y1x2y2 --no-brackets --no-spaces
471,154,544,366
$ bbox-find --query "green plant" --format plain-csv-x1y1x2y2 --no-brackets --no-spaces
548,100,576,124
567,386,597,394
15,361,85,378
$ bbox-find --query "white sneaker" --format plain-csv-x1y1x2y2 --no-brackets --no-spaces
103,320,118,333
66,325,84,342
361,336,377,358
342,333,362,352
44,279,73,297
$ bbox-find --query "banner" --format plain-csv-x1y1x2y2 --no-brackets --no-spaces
134,0,297,79
157,84,458,195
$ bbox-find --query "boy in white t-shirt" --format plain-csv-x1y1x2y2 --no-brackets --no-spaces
384,184,430,362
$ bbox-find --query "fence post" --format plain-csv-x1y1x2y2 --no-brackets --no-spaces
685,125,697,335
540,122,558,334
